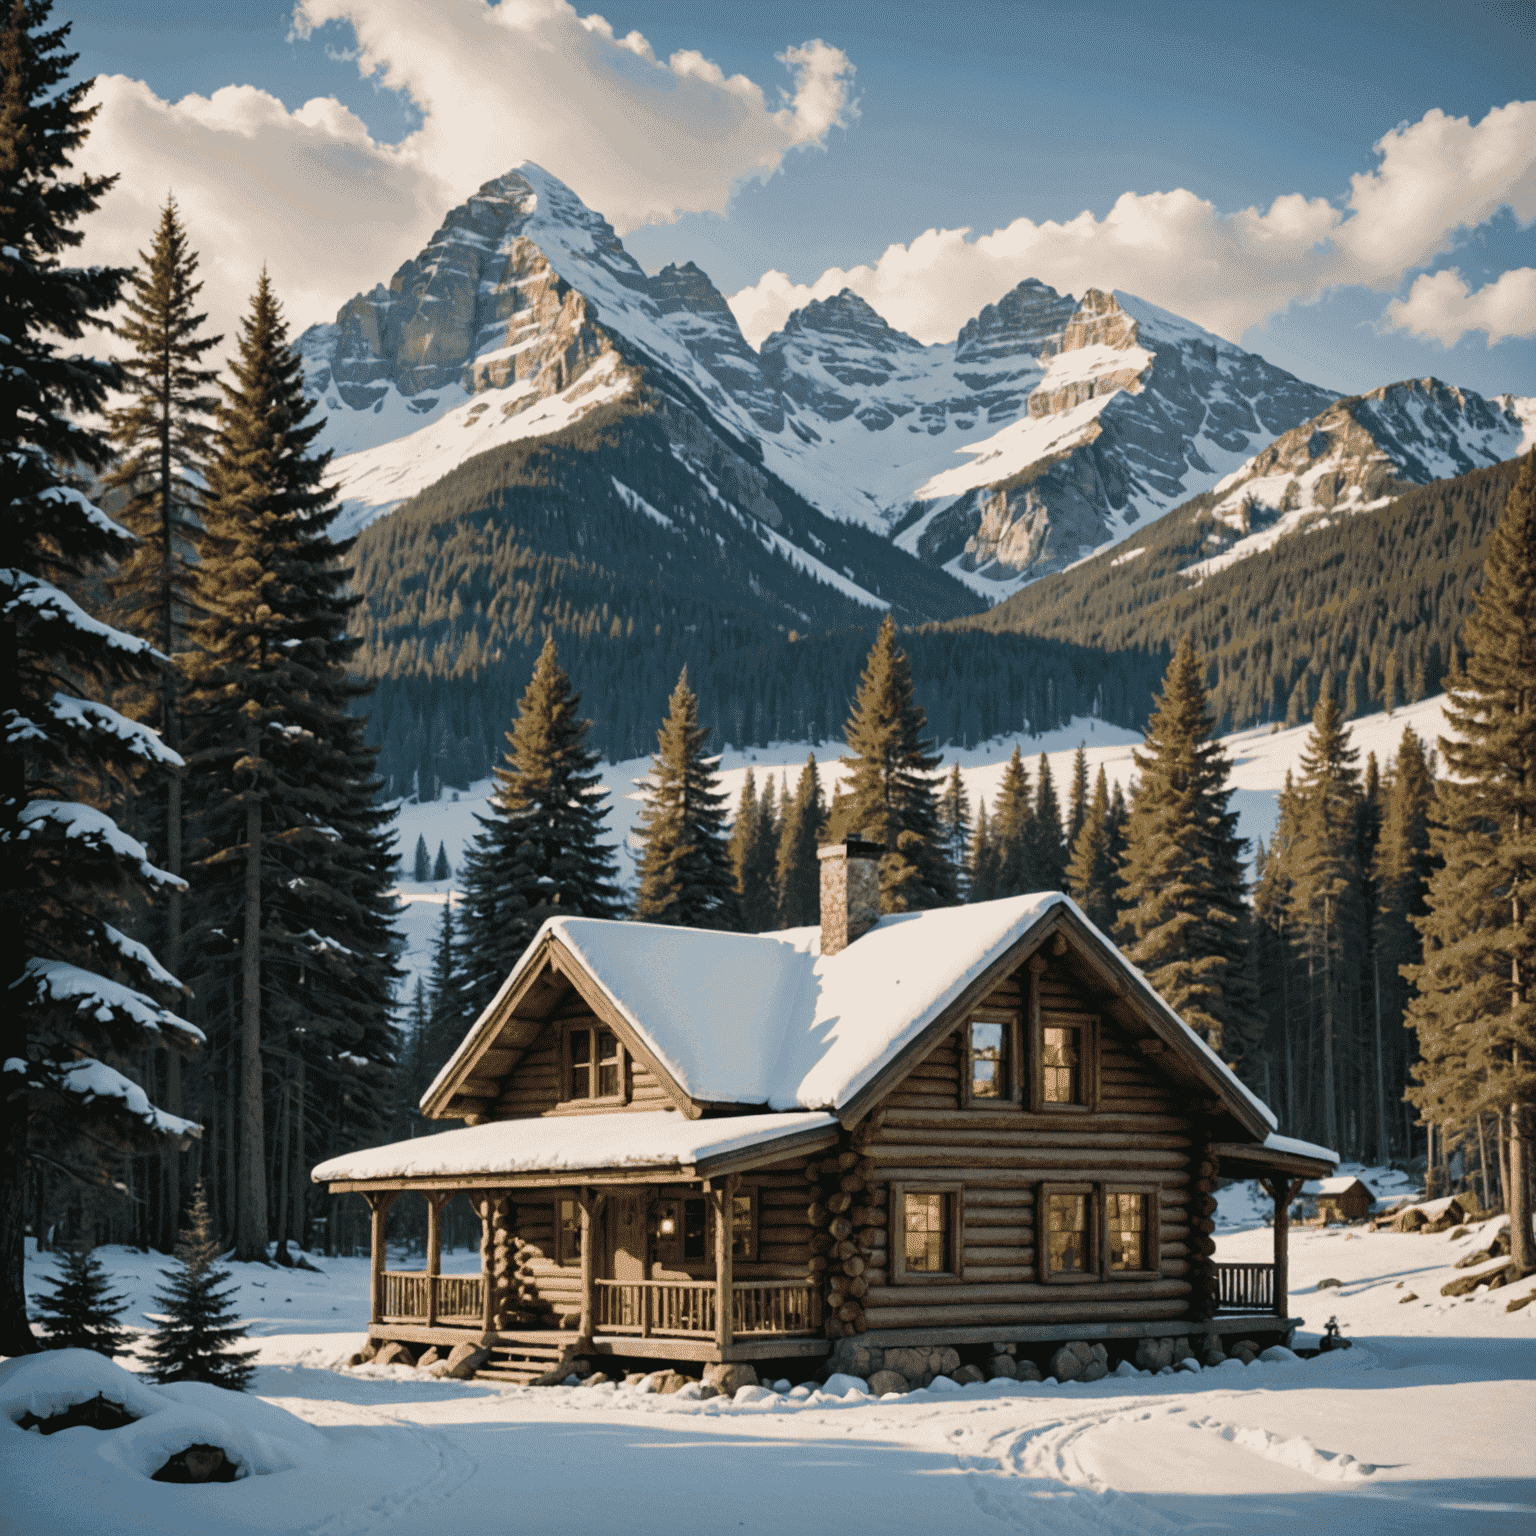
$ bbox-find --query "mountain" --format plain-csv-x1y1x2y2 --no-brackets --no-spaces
298,164,1339,597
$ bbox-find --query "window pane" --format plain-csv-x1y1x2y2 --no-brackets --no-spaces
558,1198,581,1264
731,1194,754,1258
597,1030,620,1097
1047,1192,1088,1273
569,1029,591,1099
683,1198,707,1260
1109,1192,1147,1271
970,1020,1005,1099
1042,1026,1079,1104
903,1192,948,1273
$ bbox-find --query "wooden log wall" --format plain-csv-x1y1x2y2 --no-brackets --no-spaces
859,954,1197,1333
490,1009,670,1120
804,1123,884,1337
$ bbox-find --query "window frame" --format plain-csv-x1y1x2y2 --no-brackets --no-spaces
556,1195,583,1267
1039,1181,1098,1284
961,1007,1023,1109
728,1186,759,1263
1102,1185,1161,1280
1030,1009,1099,1114
561,1021,628,1107
889,1181,964,1285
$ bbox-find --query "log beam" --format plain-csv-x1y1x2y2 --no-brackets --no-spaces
1262,1176,1306,1318
425,1192,445,1328
363,1191,397,1326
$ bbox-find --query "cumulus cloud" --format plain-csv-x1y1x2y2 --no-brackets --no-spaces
74,0,856,345
729,101,1536,348
1385,267,1536,346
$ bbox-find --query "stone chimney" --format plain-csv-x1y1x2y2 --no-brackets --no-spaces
818,840,883,956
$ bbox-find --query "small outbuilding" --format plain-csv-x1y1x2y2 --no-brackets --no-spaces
1301,1176,1374,1224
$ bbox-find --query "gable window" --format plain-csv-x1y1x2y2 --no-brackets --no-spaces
565,1024,625,1103
557,1197,582,1265
1031,1010,1097,1111
1041,1183,1161,1281
889,1182,963,1283
962,1009,1020,1106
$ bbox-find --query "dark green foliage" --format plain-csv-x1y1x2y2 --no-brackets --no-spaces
413,835,430,882
730,770,779,933
432,843,450,882
424,897,472,1111
775,755,825,928
1066,766,1117,933
969,798,997,903
33,1246,132,1355
144,1185,256,1391
1067,745,1089,847
459,636,621,1008
634,669,738,929
1029,753,1068,891
839,616,954,911
1117,637,1260,1066
1407,450,1536,1267
956,457,1524,733
990,748,1035,896
2,0,195,1356
938,763,972,900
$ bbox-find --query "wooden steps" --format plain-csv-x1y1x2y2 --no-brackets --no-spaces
474,1338,576,1385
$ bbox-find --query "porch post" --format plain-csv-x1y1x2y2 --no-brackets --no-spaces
1266,1177,1305,1318
365,1191,396,1326
425,1192,445,1328
713,1174,737,1353
578,1187,596,1339
478,1194,496,1339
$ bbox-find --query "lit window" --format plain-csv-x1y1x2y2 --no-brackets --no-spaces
904,1192,950,1273
969,1019,1006,1100
1041,1025,1080,1104
1108,1192,1148,1272
567,1025,624,1101
1046,1191,1089,1274
596,1030,620,1097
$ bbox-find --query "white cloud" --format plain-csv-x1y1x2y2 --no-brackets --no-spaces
728,101,1536,348
74,0,855,347
1385,267,1536,346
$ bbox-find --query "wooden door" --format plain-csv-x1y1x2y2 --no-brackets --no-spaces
608,1191,647,1282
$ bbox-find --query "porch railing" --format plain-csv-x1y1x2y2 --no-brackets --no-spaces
594,1279,820,1337
382,1271,485,1324
1215,1262,1275,1312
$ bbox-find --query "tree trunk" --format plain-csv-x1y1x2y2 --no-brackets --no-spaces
1477,1112,1492,1214
291,1053,306,1251
1321,897,1339,1151
1511,1076,1535,1274
236,728,268,1262
1372,955,1389,1163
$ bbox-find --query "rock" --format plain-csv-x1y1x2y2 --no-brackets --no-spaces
345,1352,366,1368
1135,1337,1174,1373
986,1355,1017,1380
569,1358,596,1378
1399,1292,1419,1304
415,1348,442,1370
1506,1289,1535,1313
703,1362,760,1397
1317,1277,1342,1290
152,1444,235,1484
884,1347,931,1381
1048,1341,1100,1383
823,1372,871,1396
1230,1340,1259,1365
622,1372,650,1387
1169,1336,1195,1365
952,1364,986,1386
444,1342,491,1381
1259,1346,1300,1364
868,1370,908,1396
934,1347,962,1377
1079,1362,1108,1382
1014,1359,1043,1382
1448,1226,1468,1240
579,1372,616,1388
426,1361,452,1378
650,1370,692,1395
374,1341,416,1368
1112,1359,1139,1378
927,1375,961,1392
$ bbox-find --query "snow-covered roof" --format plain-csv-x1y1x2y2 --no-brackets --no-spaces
1301,1176,1371,1197
313,1109,838,1185
1262,1132,1340,1164
424,892,1279,1136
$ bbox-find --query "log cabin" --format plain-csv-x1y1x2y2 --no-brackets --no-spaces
1300,1176,1375,1225
313,841,1336,1383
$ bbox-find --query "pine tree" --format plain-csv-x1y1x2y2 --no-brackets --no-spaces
1408,450,1536,1269
1118,637,1260,1066
1029,752,1068,890
1067,744,1090,847
432,842,451,882
144,1184,256,1390
182,271,400,1262
33,1245,133,1355
991,747,1034,895
2,0,198,1356
459,636,621,1009
634,668,738,929
969,798,998,902
839,616,953,911
730,769,779,931
413,835,430,882
774,754,825,928
938,762,972,899
1065,766,1117,932
422,895,472,1111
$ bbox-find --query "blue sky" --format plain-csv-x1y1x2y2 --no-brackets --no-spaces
65,0,1536,397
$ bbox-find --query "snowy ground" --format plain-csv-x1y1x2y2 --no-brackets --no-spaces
9,1169,1533,1535
389,694,1452,1002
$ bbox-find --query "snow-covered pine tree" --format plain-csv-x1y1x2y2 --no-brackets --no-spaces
991,748,1034,896
33,1245,133,1355
1065,766,1117,932
459,635,621,1009
634,668,738,929
839,615,953,912
1,0,200,1356
432,842,450,882
1029,753,1068,890
182,271,399,1261
938,762,972,900
413,835,430,882
1117,637,1259,1069
144,1183,256,1390
774,754,824,928
103,198,220,1249
1408,450,1536,1270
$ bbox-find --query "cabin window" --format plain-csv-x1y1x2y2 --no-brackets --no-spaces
557,1198,582,1265
564,1024,625,1103
962,1009,1020,1106
1044,1187,1093,1277
1107,1191,1148,1272
889,1182,963,1283
1041,1183,1160,1281
682,1197,707,1260
1031,1010,1098,1111
731,1191,758,1261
